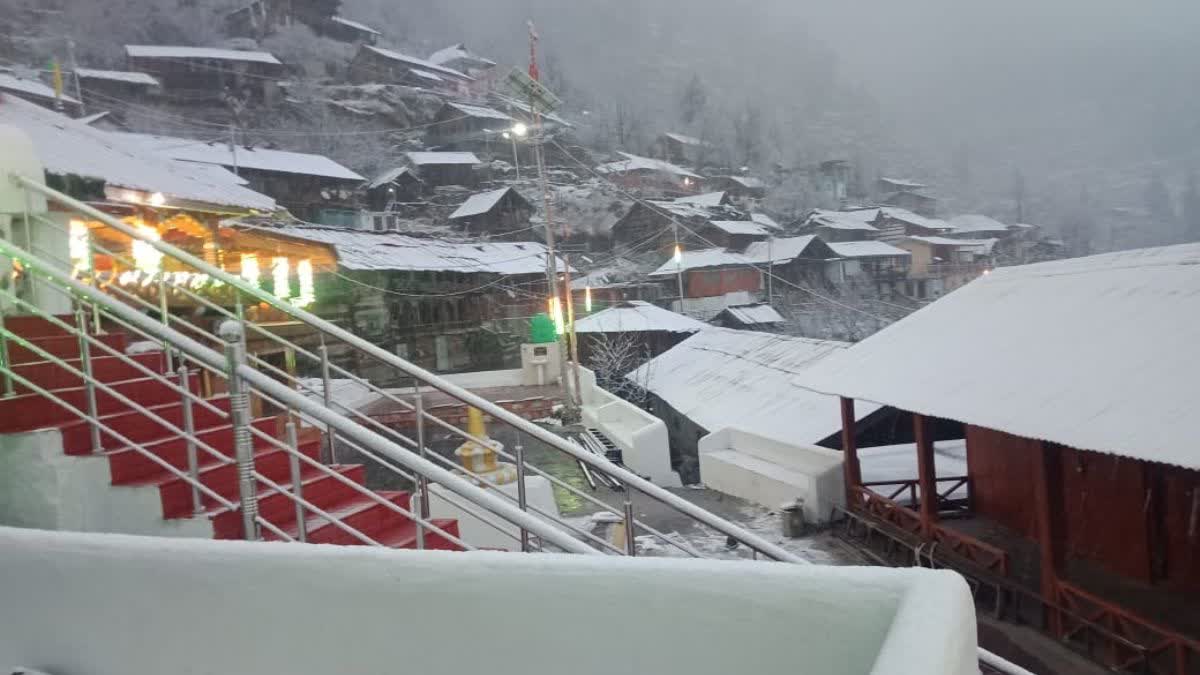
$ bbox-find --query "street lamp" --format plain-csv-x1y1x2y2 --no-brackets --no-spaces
502,123,528,180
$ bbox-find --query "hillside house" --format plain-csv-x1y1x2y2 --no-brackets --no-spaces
795,208,882,242
596,152,702,198
348,45,471,92
125,45,284,102
427,102,515,152
447,187,534,238
797,245,1200,669
74,69,160,111
710,303,785,331
815,160,853,204
224,0,339,38
320,16,382,44
116,132,363,225
946,214,1012,239
704,175,767,200
653,132,714,165
574,300,706,374
0,73,82,115
609,194,744,253
362,167,424,211
894,236,995,299
405,152,481,187
824,240,912,292
428,44,497,77
872,208,954,243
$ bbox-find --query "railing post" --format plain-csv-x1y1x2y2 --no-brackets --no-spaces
178,359,202,515
75,308,102,453
623,496,637,556
158,275,173,373
0,311,13,398
413,379,429,550
318,340,338,464
285,418,307,543
515,434,529,552
220,321,260,541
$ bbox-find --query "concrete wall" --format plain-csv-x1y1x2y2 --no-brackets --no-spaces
0,526,981,675
577,366,681,487
699,427,845,523
427,475,559,551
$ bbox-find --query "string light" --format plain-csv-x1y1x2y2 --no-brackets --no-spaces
131,224,162,274
240,253,260,287
68,219,91,276
673,244,682,264
585,286,592,312
549,296,565,335
294,259,315,307
148,192,166,207
272,256,290,300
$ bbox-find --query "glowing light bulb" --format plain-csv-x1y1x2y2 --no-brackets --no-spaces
585,286,592,313
673,244,682,264
131,224,162,274
294,259,315,307
69,219,91,276
148,192,166,207
272,257,290,299
240,254,260,287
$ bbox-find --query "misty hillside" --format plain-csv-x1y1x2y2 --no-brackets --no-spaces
3,0,1200,249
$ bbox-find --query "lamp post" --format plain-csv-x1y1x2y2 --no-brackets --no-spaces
502,122,527,181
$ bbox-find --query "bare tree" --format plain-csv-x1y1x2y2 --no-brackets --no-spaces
587,332,654,405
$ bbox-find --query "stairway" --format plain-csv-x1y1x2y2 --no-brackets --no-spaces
0,314,461,550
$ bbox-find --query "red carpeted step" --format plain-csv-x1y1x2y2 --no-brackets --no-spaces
9,352,164,395
375,518,463,551
301,490,413,545
6,332,127,365
2,314,79,338
151,440,324,519
60,396,232,455
209,464,366,540
106,416,275,484
0,372,198,434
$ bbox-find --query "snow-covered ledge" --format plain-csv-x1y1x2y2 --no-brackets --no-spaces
699,427,845,523
577,366,681,487
0,527,981,675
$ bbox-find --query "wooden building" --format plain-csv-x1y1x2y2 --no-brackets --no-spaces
362,167,424,211
893,236,995,299
704,175,767,200
125,45,284,103
596,152,702,199
710,303,785,331
405,151,480,188
224,0,339,39
320,16,382,44
427,44,498,77
609,193,745,252
348,45,472,92
793,208,881,243
447,187,534,238
573,300,706,375
427,102,515,152
798,245,1200,674
647,235,837,304
876,177,937,217
653,132,714,165
872,207,954,243
0,73,82,116
74,69,160,112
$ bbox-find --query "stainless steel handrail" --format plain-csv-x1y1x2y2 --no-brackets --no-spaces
15,176,796,562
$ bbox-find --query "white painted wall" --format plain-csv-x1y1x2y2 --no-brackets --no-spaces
426,474,559,550
0,430,212,538
698,427,845,522
577,366,681,487
0,526,981,675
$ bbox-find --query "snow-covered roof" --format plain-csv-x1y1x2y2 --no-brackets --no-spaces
827,241,912,259
877,208,952,232
250,225,569,275
742,235,831,264
649,236,830,276
674,191,727,207
722,175,767,189
449,187,526,219
663,132,710,147
446,102,513,122
361,45,471,80
648,248,750,276
575,300,707,334
796,244,1200,470
77,111,112,126
878,177,927,191
115,133,363,181
74,68,160,87
629,328,880,446
0,74,79,105
408,69,443,83
406,151,480,166
125,45,281,66
805,208,880,231
428,44,497,68
904,236,997,255
595,152,701,179
365,166,417,189
717,303,785,326
750,213,781,231
330,16,381,36
0,95,274,212
709,221,769,236
948,214,1010,235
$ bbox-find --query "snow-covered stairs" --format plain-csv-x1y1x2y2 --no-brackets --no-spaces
0,314,461,549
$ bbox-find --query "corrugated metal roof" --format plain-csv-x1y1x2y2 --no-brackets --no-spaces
828,241,911,258
628,328,879,446
116,132,363,181
362,45,471,80
0,74,80,104
0,94,275,212
449,187,526,219
126,45,281,65
751,213,781,230
794,244,1200,470
406,151,480,166
648,248,751,276
720,303,785,325
575,301,707,334
709,220,769,236
878,207,952,232
596,152,701,179
742,235,827,263
365,166,417,189
649,236,828,276
74,68,160,86
254,225,567,275
331,16,381,35
948,214,1010,235
805,208,880,231
674,191,727,207
446,102,512,122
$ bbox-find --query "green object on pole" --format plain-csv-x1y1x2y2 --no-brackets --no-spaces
529,313,557,343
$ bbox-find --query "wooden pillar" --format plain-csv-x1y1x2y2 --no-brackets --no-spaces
1032,440,1066,635
913,412,938,537
840,397,862,509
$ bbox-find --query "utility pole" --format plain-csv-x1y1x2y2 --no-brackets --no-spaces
673,221,684,312
767,235,774,306
527,20,579,417
66,38,85,116
229,123,240,177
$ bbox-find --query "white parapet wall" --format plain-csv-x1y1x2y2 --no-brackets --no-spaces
0,526,982,675
698,427,845,523
426,474,559,551
576,366,681,487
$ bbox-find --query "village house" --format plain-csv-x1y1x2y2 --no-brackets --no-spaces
348,45,472,92
596,152,702,199
362,167,424,213
73,69,160,111
876,177,938,217
224,0,339,39
704,175,767,201
872,207,954,242
0,73,82,115
427,101,516,152
946,214,1012,239
653,132,714,166
609,192,745,252
710,303,785,331
405,151,481,188
824,240,912,293
320,16,382,44
814,159,853,205
573,300,707,375
428,44,497,77
115,132,364,226
447,187,534,238
796,245,1200,672
125,45,284,103
894,236,995,299
794,208,882,242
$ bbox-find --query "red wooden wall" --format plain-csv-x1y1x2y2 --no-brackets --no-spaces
685,268,761,298
1058,447,1152,582
965,425,1038,539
